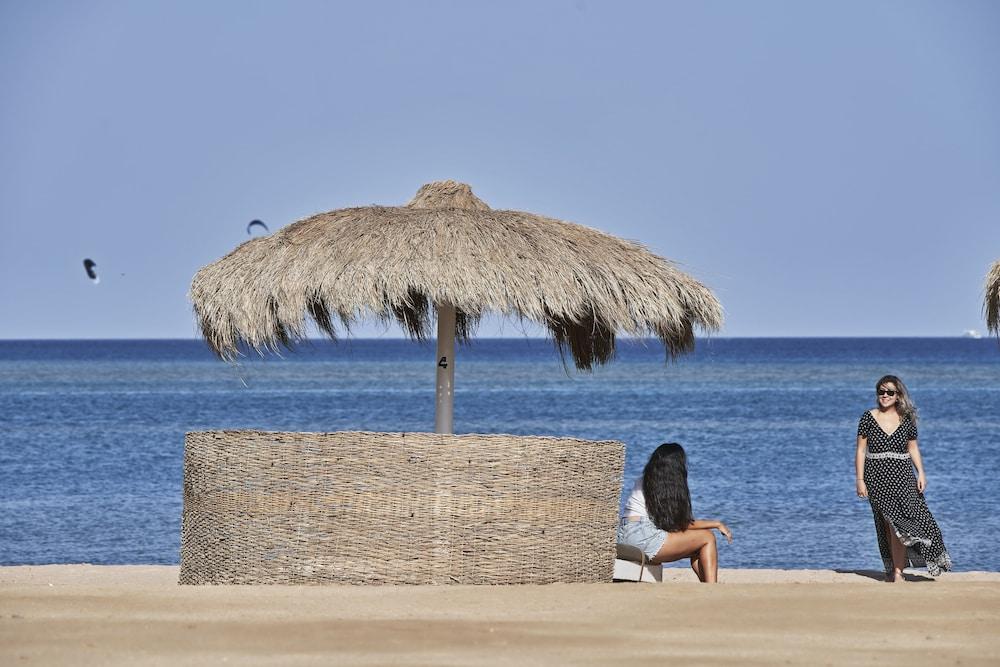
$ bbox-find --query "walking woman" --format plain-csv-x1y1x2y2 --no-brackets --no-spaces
618,443,732,583
855,375,952,581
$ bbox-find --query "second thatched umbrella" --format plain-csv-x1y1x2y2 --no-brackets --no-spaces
987,260,1000,336
190,180,723,433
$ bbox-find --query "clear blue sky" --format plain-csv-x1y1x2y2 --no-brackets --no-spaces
2,0,998,338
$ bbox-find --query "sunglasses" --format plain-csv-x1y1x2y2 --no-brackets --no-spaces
877,389,897,397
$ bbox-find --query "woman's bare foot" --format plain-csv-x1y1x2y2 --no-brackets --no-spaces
889,570,906,583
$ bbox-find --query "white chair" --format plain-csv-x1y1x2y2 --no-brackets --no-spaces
613,543,663,583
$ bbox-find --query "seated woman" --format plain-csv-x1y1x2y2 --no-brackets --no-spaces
618,443,733,583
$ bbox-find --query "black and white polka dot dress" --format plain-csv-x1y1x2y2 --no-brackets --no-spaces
858,411,952,576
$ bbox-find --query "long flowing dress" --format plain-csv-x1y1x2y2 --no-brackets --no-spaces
858,411,953,576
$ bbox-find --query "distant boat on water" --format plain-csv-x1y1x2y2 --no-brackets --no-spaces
963,329,983,339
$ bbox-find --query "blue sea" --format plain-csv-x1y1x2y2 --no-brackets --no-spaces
1,338,997,571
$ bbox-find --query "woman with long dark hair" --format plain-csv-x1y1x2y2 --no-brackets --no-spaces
618,443,732,583
855,375,952,581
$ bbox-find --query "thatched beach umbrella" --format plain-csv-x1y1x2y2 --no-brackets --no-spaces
987,260,1000,336
190,181,722,433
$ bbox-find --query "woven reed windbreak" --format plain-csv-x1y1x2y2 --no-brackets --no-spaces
180,430,625,585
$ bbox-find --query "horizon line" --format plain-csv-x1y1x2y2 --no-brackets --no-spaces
0,335,994,342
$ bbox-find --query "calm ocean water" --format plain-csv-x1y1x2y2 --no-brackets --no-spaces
1,338,997,571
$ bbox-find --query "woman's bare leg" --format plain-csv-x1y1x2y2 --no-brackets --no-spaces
883,518,907,583
690,555,704,582
651,529,718,583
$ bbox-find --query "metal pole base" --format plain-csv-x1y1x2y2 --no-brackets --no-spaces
434,303,456,434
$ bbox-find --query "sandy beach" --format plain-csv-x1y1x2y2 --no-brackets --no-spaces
2,566,999,665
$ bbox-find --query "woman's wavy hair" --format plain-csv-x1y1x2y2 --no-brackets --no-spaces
642,442,694,532
876,374,918,426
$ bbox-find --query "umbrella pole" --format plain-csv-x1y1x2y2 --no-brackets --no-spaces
434,302,456,434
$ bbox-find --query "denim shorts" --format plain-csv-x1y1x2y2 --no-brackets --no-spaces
617,517,668,559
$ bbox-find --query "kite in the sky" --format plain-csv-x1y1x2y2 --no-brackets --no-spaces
82,258,99,284
246,219,269,236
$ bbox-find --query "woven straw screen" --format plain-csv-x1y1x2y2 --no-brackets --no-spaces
180,430,625,585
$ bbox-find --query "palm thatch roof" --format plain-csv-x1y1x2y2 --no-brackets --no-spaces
190,181,723,369
987,260,1000,336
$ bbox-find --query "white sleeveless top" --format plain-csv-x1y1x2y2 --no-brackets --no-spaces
622,477,648,519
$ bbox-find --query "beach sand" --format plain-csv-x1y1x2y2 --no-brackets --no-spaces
2,565,999,665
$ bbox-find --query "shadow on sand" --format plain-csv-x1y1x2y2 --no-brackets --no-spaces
835,569,936,583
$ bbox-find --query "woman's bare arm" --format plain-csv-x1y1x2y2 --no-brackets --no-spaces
856,435,868,497
689,519,733,543
908,439,926,492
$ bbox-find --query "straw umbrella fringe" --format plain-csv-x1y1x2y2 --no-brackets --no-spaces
987,260,1000,336
190,181,723,369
